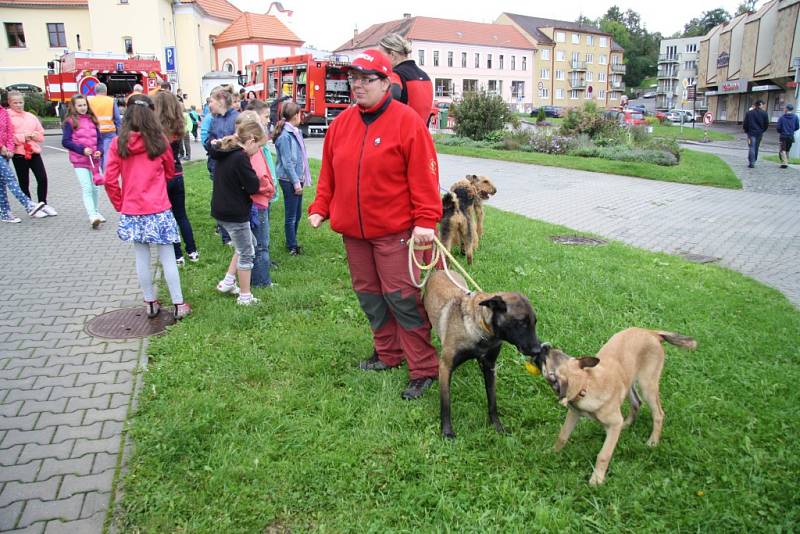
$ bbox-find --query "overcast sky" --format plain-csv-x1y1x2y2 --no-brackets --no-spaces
229,0,748,51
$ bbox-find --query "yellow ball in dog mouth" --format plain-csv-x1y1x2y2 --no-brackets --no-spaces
524,361,541,376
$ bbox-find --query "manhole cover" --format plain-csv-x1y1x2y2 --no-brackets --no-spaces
86,307,174,339
550,235,608,246
681,253,720,264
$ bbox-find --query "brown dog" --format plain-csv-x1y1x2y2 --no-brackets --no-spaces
440,184,478,264
536,328,696,485
463,175,496,238
424,270,543,438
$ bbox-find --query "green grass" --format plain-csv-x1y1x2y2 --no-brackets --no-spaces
435,144,741,189
764,154,800,165
117,160,800,532
652,124,734,142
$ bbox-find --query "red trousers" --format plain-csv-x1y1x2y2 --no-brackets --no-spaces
343,230,439,379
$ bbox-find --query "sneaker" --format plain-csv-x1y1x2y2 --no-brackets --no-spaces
401,377,437,400
32,210,48,218
28,202,45,217
358,350,400,372
188,251,200,262
216,280,240,295
288,248,300,256
747,163,755,168
236,295,260,306
173,302,192,320
90,215,101,229
96,213,107,223
1,215,21,223
145,300,160,318
780,164,788,169
42,204,58,216
176,256,185,267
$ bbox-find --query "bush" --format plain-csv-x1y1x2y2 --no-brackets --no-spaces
536,107,547,123
569,145,678,166
450,91,519,140
526,129,574,155
559,102,622,141
22,92,55,117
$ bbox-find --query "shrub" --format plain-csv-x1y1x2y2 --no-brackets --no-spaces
527,129,574,155
569,145,678,166
536,107,547,123
22,92,55,117
559,102,621,141
450,91,519,140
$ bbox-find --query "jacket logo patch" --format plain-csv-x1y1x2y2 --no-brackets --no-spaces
429,159,437,174
374,137,381,146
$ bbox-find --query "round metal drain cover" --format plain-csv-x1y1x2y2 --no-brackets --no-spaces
551,235,608,246
86,307,174,339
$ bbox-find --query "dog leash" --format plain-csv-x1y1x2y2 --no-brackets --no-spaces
407,235,483,294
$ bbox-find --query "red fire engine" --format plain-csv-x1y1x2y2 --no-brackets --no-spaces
44,51,166,105
246,53,352,136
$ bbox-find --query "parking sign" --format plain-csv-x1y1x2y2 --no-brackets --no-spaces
165,46,176,72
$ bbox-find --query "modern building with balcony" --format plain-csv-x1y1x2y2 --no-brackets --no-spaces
655,36,704,111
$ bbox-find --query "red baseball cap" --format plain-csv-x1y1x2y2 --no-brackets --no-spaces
348,49,393,78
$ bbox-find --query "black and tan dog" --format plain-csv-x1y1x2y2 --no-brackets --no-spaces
440,184,478,264
463,174,497,238
423,270,543,438
534,328,697,485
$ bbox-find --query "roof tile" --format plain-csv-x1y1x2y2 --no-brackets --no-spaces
215,12,302,45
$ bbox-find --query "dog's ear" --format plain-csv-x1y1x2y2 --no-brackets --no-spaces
577,357,600,369
442,193,455,209
479,295,507,314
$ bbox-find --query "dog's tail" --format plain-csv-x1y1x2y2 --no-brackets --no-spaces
656,331,697,350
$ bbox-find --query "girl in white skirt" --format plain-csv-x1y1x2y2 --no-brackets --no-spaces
103,94,191,320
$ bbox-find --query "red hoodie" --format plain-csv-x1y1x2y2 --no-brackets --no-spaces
309,94,441,240
104,132,175,215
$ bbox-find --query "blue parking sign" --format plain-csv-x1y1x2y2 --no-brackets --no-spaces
165,46,176,72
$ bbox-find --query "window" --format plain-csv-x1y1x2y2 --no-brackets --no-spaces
123,36,133,54
5,23,25,48
556,31,565,42
522,57,527,70
433,50,439,67
555,69,564,80
538,87,549,98
447,51,453,67
511,56,516,70
585,71,593,81
474,53,480,68
685,43,697,53
570,89,579,99
598,89,606,99
487,79,498,94
587,35,594,46
462,79,478,93
599,36,608,48
598,71,606,82
556,50,565,62
540,49,550,61
222,60,234,73
556,88,564,99
599,54,607,65
586,53,593,64
572,52,580,63
585,90,592,99
572,33,580,44
418,50,424,66
46,23,66,47
540,68,549,80
120,0,129,3
487,54,492,69
512,81,525,99
499,55,504,69
434,78,452,97
461,52,467,67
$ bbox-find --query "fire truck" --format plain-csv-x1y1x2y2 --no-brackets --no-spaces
245,53,352,136
44,51,166,105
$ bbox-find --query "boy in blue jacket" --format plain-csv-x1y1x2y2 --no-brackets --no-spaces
777,103,799,169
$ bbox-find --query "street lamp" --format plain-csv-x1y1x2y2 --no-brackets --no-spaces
236,69,248,87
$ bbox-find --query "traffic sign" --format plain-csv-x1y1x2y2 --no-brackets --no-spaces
537,81,544,90
703,112,713,125
165,46,176,72
79,76,99,96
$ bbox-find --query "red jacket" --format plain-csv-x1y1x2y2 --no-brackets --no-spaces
392,60,434,126
309,93,441,240
104,132,175,215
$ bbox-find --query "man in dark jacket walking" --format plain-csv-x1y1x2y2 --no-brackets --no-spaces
743,100,770,168
777,103,799,168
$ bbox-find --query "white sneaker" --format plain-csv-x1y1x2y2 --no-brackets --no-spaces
32,211,48,218
42,204,58,216
188,251,200,262
216,280,240,295
96,213,106,222
1,215,21,223
236,295,260,306
28,202,45,217
90,215,101,229
176,257,185,267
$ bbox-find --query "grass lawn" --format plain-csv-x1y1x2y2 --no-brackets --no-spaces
652,124,734,142
435,144,741,189
764,154,800,165
117,160,799,532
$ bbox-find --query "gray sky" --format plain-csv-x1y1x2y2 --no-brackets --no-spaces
229,0,747,51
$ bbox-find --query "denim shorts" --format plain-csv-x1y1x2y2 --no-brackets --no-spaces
218,220,257,270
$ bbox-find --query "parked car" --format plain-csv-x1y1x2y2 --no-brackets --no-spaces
529,105,562,118
628,103,647,114
642,91,657,99
4,83,42,93
667,109,695,123
654,111,667,122
621,110,647,126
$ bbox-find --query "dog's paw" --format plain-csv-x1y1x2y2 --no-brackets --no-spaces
442,430,456,440
589,472,605,486
493,422,508,434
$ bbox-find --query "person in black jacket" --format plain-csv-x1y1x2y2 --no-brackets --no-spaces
743,100,770,168
209,119,264,305
379,33,434,126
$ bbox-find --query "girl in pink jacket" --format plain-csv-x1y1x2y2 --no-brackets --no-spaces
7,91,56,216
61,94,105,228
0,103,46,222
103,94,191,320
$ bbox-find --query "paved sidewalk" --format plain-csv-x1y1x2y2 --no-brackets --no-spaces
0,145,145,533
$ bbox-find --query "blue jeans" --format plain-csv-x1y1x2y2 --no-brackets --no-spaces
0,156,34,217
747,134,763,165
99,133,116,171
167,174,197,259
280,180,303,251
250,206,272,287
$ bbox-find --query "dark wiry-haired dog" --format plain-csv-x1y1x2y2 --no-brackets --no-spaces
424,270,543,438
440,182,478,264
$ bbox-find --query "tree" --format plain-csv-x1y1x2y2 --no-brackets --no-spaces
683,8,731,37
450,91,518,140
596,6,659,88
735,0,758,15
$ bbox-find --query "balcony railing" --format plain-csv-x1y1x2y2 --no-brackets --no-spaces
569,79,587,89
657,70,679,79
570,61,587,71
610,63,626,73
658,54,679,63
611,81,626,90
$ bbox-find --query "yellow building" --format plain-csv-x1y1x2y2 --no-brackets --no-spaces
497,13,625,109
0,0,300,106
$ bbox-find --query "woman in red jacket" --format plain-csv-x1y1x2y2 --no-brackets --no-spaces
379,33,434,126
308,49,442,400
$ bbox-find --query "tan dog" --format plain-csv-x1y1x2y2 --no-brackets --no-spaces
440,183,478,264
424,270,543,438
463,175,496,238
538,328,696,485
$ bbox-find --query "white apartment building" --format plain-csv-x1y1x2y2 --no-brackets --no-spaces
656,36,706,111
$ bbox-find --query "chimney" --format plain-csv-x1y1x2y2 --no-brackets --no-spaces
403,13,411,19
353,27,358,46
